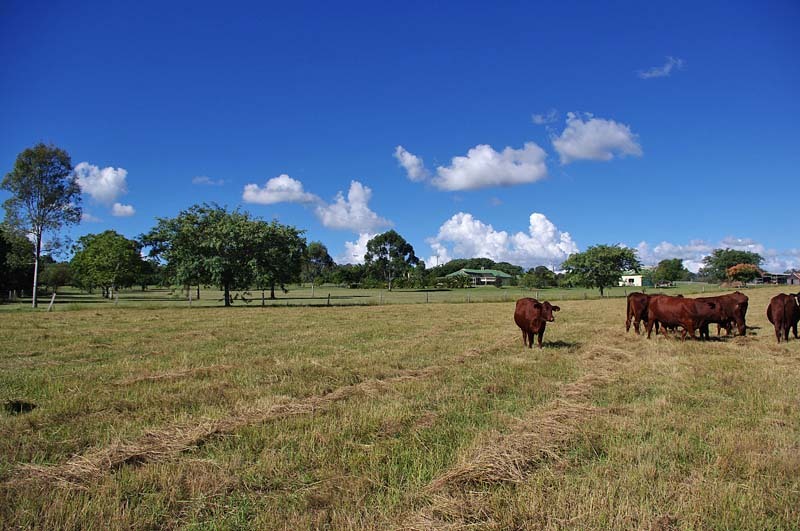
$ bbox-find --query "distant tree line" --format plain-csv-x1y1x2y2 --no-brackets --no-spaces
0,143,777,305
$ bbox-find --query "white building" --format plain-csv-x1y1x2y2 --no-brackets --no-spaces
618,273,643,287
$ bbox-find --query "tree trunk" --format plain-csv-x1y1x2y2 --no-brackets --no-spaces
31,233,42,308
196,285,200,300
599,286,605,297
224,284,231,307
270,282,276,300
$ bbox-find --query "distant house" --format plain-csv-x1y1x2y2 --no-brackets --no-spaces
445,268,513,286
788,272,800,286
618,272,643,287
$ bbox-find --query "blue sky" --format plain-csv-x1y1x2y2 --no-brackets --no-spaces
2,0,798,272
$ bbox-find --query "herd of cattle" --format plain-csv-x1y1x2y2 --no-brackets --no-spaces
514,290,800,348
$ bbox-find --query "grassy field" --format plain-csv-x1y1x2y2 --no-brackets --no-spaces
1,281,731,311
1,286,798,529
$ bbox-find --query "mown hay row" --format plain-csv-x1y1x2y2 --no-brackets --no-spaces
7,339,507,490
113,364,234,385
401,348,625,529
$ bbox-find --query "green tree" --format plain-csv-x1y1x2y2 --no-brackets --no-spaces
364,230,419,291
70,230,145,298
0,225,36,299
652,258,691,284
561,244,641,296
252,221,306,299
40,262,72,293
2,144,82,307
142,205,210,298
143,204,306,306
331,263,365,287
700,248,763,282
521,265,557,289
303,241,335,285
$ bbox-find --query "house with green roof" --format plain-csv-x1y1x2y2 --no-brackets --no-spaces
445,267,513,286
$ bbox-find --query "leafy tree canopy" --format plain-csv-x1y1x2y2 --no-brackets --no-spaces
700,248,763,282
142,204,305,305
303,241,335,285
364,230,419,291
70,230,145,297
521,265,557,289
0,225,35,297
2,143,81,307
561,244,641,296
726,263,762,284
652,258,692,284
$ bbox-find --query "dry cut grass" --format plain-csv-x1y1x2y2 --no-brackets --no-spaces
1,286,798,530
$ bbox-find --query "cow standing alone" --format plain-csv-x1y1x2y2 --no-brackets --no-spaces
514,298,560,349
767,293,800,343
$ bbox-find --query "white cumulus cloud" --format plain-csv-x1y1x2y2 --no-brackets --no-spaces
111,203,136,217
81,212,102,223
75,162,129,205
427,212,578,269
638,56,685,79
635,236,800,273
432,142,548,191
394,146,430,182
242,174,320,205
315,181,391,232
338,232,375,264
552,112,642,164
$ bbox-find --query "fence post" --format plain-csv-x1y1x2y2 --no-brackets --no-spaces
327,293,331,306
47,292,56,312
426,292,429,303
188,289,192,307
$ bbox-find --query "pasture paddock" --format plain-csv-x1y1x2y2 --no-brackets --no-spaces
0,287,798,529
0,282,730,311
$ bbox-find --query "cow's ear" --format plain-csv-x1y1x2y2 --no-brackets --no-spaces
552,306,561,312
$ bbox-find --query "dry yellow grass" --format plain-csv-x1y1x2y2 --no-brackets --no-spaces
1,286,798,529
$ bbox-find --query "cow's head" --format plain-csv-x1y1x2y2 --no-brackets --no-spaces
537,301,561,322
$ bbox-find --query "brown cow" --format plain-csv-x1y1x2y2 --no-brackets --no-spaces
645,294,717,341
625,292,649,334
767,293,800,343
628,293,683,336
695,291,749,339
514,298,560,349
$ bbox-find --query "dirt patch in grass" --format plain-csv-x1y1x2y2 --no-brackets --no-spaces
4,400,37,415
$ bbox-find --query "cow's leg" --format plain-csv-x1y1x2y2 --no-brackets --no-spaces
634,318,641,335
785,326,790,342
793,321,798,339
775,324,782,343
527,331,534,349
537,324,546,349
521,329,528,347
625,315,631,333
